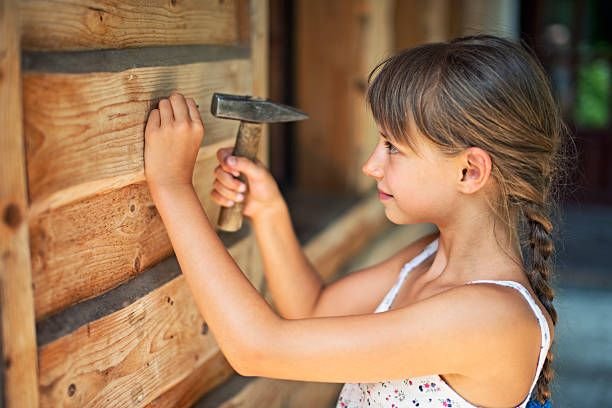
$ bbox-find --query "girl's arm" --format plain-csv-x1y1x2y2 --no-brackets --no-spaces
144,94,540,391
213,150,439,320
211,150,324,319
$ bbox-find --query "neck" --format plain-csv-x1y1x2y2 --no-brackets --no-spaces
426,202,523,285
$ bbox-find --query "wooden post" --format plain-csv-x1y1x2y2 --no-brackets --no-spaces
0,0,40,406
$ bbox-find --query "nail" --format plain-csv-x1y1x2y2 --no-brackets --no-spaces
238,183,247,192
226,156,237,166
236,194,244,202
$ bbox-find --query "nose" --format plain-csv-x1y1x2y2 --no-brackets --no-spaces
362,143,384,179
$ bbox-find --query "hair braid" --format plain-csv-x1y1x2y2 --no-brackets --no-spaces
524,205,557,403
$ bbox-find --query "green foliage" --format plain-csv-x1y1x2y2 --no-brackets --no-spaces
574,58,610,128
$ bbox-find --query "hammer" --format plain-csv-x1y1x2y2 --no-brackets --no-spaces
210,93,308,232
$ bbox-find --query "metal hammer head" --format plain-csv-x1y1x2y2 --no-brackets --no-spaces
211,93,308,123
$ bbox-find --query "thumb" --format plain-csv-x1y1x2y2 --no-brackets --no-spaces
225,155,266,181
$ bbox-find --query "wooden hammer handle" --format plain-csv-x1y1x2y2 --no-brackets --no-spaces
217,121,262,231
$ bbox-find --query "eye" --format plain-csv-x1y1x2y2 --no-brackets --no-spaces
384,140,399,154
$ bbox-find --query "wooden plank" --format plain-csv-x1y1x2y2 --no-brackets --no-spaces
35,226,252,347
295,0,393,194
145,351,234,408
38,234,258,407
0,0,40,406
30,142,235,321
24,59,252,205
20,0,242,51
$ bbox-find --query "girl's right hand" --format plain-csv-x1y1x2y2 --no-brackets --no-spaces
211,147,285,222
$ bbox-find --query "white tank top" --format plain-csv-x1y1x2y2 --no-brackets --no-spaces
336,238,552,408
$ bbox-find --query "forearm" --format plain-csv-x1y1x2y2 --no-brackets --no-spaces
150,184,278,363
251,202,324,319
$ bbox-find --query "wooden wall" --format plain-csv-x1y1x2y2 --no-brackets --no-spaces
2,1,268,406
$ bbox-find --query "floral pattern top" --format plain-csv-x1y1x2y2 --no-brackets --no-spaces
336,238,552,408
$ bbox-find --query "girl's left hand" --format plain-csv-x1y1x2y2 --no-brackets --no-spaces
144,92,204,193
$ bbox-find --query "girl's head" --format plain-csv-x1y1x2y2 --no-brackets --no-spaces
366,35,568,403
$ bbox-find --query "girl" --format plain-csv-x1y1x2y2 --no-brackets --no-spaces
144,35,564,407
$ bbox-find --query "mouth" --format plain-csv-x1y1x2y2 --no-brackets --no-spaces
378,188,393,200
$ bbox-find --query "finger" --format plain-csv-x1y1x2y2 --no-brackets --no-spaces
213,180,245,203
211,189,235,208
169,93,190,123
214,165,247,192
226,155,266,181
186,98,202,123
146,109,161,131
216,147,240,176
216,147,234,162
158,99,174,125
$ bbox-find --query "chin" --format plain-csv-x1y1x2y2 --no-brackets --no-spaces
384,208,411,225
384,207,427,225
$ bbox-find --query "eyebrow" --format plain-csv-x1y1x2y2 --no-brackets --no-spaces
378,131,390,140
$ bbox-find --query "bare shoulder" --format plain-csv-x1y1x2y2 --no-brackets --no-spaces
311,232,439,317
437,282,552,382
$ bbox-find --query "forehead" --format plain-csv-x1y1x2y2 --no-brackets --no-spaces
377,119,433,154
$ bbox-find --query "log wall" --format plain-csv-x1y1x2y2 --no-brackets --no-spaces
2,1,266,407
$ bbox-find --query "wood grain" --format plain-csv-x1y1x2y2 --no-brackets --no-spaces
38,234,257,407
145,351,234,408
30,142,234,321
20,0,242,51
0,0,40,406
24,59,252,204
295,0,392,193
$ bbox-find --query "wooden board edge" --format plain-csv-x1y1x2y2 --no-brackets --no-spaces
0,1,40,406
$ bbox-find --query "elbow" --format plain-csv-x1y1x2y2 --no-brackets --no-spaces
224,338,266,377
225,352,254,377
224,320,280,377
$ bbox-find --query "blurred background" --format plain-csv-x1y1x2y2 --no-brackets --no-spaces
264,0,612,406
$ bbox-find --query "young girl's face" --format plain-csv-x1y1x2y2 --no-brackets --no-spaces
362,123,460,225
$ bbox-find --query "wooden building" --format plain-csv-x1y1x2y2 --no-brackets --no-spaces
1,1,526,407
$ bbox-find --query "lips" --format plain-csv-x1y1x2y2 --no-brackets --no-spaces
378,188,393,200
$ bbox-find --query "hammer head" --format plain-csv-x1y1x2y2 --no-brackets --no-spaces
211,93,308,123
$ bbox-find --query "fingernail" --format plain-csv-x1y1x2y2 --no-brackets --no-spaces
227,201,235,207
238,183,247,192
226,156,237,166
236,193,244,202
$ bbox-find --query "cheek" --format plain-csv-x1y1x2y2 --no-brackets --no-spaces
391,166,450,210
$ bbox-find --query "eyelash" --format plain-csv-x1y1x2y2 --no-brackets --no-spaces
384,140,399,154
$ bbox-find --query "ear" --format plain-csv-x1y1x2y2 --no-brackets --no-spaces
457,147,492,194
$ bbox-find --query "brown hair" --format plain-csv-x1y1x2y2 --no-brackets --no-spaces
367,35,571,403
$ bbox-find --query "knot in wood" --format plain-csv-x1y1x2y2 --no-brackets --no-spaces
3,203,22,229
